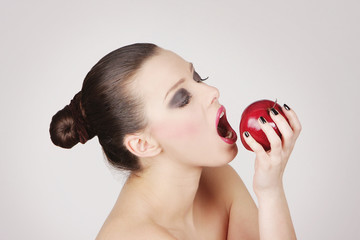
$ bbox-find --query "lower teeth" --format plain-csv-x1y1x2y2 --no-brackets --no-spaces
225,131,233,139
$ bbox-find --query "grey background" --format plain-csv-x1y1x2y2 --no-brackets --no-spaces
1,0,359,239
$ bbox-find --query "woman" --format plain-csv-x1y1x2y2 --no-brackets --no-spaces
50,43,301,239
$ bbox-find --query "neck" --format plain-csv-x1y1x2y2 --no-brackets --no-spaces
127,157,203,227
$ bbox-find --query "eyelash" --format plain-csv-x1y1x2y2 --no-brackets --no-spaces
179,94,192,108
194,71,209,83
178,71,208,108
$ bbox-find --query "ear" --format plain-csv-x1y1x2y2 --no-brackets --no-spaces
123,133,162,158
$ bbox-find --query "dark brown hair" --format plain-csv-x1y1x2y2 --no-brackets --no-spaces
49,43,159,171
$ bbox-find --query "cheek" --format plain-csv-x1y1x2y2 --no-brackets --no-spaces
151,120,201,140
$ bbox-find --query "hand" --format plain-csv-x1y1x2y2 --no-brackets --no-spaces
243,104,302,195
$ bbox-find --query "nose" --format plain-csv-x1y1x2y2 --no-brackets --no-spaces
207,85,220,107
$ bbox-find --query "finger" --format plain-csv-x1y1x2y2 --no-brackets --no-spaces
243,131,272,172
258,116,282,155
269,107,294,149
281,104,302,139
243,131,268,160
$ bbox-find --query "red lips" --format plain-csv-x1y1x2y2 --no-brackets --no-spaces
216,106,237,144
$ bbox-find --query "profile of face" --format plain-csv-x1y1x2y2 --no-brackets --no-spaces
125,48,238,169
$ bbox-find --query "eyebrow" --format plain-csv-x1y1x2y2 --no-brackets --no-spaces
164,63,194,102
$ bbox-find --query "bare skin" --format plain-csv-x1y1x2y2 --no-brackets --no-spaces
96,164,258,240
95,48,301,240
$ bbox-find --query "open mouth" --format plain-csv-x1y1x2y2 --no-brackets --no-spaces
216,106,238,144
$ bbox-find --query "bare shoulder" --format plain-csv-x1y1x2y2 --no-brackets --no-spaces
200,164,249,206
201,163,245,185
96,217,177,240
202,165,259,240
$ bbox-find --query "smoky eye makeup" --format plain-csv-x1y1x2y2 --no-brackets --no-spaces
166,67,208,108
169,88,192,108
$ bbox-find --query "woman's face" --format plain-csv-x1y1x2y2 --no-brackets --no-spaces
134,48,238,168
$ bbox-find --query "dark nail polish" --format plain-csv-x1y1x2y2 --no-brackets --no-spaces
244,131,249,137
284,104,291,111
270,108,279,115
259,116,267,124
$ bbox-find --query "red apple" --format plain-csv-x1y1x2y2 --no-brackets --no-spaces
239,99,289,152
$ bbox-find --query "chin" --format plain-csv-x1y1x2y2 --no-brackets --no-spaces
210,143,239,167
225,144,238,164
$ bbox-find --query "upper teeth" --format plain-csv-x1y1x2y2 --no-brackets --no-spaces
220,111,224,118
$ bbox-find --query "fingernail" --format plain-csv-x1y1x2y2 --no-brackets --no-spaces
270,108,279,115
259,116,267,124
244,131,249,137
284,104,291,111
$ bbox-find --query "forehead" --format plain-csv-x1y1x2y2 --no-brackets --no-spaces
134,49,190,99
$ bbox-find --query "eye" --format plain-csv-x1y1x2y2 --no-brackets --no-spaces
170,88,192,108
179,94,192,108
193,70,209,83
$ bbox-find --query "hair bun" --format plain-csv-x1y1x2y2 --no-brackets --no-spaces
49,91,94,148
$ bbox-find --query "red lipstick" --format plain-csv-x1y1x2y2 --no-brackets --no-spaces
216,106,237,144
